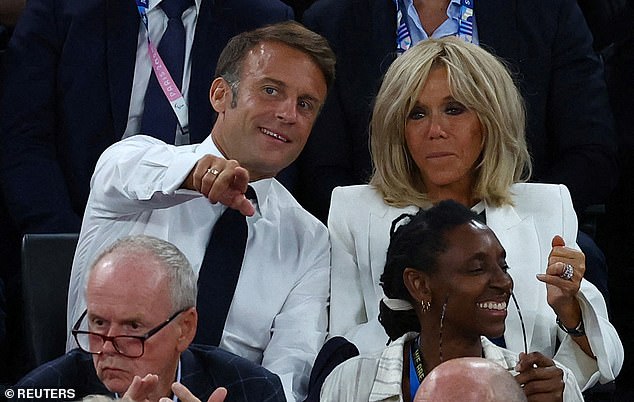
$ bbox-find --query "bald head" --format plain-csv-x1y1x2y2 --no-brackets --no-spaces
414,357,527,402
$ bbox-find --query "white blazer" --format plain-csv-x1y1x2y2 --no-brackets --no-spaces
327,183,623,391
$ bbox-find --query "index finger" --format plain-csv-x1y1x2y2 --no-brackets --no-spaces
208,387,228,402
207,166,249,204
227,194,255,217
171,382,201,402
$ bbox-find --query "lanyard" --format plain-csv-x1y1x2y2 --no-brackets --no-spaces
135,0,190,139
457,0,475,43
409,338,424,401
395,0,475,53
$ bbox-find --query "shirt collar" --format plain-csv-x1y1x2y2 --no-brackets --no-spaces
369,332,418,401
400,0,464,41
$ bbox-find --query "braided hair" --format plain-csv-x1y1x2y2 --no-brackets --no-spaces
379,200,480,341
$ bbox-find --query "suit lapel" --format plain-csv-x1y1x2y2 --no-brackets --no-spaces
369,0,398,76
188,0,223,143
106,0,140,137
180,348,215,399
476,0,519,62
485,202,541,353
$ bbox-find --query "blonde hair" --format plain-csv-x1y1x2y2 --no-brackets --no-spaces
369,37,531,208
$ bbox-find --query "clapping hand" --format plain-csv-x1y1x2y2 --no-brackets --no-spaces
122,375,227,402
122,374,160,402
159,383,227,402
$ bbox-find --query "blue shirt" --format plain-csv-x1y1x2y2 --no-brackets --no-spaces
399,0,479,45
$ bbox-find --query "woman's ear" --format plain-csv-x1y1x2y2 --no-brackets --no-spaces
403,267,432,302
209,77,229,113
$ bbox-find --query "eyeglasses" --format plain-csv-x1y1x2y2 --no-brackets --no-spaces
71,308,187,358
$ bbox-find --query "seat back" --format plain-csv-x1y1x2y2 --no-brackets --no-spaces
21,233,79,368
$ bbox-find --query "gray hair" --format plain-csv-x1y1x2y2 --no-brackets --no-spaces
88,235,197,312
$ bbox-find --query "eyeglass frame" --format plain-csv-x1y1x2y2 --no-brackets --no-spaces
71,307,189,358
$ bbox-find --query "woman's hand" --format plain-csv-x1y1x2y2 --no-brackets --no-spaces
514,352,564,402
536,236,594,356
536,236,584,325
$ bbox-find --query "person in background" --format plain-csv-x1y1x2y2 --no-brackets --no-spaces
297,0,616,223
327,36,622,392
0,0,25,29
321,201,583,401
12,235,285,402
66,21,335,402
0,0,292,380
0,0,293,236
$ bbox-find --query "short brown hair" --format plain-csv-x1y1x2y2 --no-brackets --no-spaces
215,20,336,90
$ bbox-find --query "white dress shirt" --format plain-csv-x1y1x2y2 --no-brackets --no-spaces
66,135,330,402
327,184,623,390
124,0,201,144
320,332,584,401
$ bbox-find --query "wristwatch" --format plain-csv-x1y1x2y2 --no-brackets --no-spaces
556,317,586,337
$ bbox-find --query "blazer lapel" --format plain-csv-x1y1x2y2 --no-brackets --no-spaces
106,0,140,137
368,202,418,305
368,206,392,304
485,202,542,353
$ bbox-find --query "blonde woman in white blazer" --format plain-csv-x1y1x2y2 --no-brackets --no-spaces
327,37,623,392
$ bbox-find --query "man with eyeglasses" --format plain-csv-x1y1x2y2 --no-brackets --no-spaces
11,235,285,402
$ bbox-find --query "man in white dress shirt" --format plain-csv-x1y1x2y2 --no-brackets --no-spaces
66,21,336,402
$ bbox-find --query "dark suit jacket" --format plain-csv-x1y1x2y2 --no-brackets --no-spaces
0,0,292,234
12,346,286,402
297,0,617,222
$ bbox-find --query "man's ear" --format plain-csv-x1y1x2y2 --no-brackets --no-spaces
209,77,230,113
403,267,432,303
175,307,198,352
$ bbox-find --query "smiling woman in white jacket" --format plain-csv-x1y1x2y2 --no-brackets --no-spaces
326,37,623,392
323,200,583,401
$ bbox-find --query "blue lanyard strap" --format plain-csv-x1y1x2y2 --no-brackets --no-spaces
457,0,475,42
409,338,423,401
136,0,150,31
